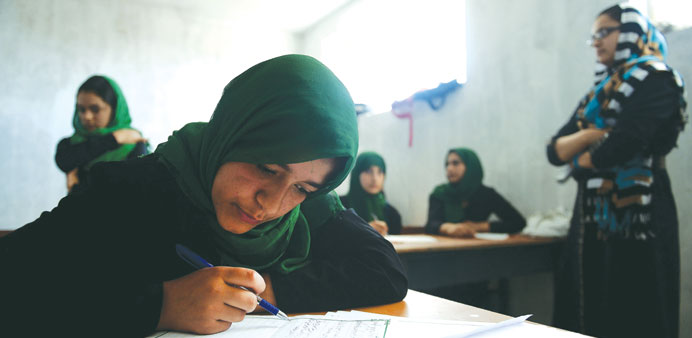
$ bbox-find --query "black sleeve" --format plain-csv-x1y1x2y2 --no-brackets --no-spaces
546,112,580,166
54,134,120,172
339,195,350,209
485,188,527,234
128,141,151,160
385,203,402,235
590,72,682,168
0,186,163,337
424,195,445,234
270,209,408,312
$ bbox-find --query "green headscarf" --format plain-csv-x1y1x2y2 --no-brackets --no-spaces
430,148,483,222
155,55,358,274
69,75,137,170
301,191,346,231
345,152,387,222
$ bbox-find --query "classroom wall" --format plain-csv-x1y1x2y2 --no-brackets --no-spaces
1,0,690,335
0,0,297,229
302,0,692,334
665,26,692,338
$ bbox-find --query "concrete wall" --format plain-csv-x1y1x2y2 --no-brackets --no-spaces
664,26,692,338
302,0,691,334
1,0,690,335
0,0,296,228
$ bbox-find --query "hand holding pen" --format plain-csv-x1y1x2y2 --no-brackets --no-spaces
155,245,285,335
369,213,389,236
175,244,288,320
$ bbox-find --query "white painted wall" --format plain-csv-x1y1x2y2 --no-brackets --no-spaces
302,0,691,334
1,0,690,335
0,0,297,228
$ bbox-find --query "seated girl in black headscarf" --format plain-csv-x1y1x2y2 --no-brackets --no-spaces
341,152,402,235
1,55,407,336
55,75,148,194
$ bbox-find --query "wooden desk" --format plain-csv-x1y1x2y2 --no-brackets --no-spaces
350,290,588,337
390,234,563,290
353,289,509,323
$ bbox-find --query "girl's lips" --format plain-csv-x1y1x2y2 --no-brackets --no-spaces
236,205,261,225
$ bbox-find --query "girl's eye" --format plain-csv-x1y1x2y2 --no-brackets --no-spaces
294,184,310,196
90,106,100,114
257,164,276,176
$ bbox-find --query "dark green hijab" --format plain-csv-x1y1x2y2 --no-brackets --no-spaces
345,152,387,222
155,55,358,274
70,75,137,169
431,148,483,222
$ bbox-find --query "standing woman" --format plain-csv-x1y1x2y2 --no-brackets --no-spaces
1,55,406,336
547,4,686,338
425,148,526,237
341,152,402,235
55,75,148,194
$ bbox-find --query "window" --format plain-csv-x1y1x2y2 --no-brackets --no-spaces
299,0,466,114
628,0,692,29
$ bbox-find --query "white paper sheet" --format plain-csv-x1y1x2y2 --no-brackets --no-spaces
149,311,590,338
148,315,388,338
385,235,438,243
473,233,509,241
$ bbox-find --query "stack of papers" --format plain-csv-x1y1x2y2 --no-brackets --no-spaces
149,311,590,337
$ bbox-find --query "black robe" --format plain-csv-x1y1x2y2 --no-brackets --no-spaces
547,72,681,338
55,133,149,193
424,184,526,235
0,155,407,337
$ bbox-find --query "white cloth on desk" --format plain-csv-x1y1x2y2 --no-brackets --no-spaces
521,207,571,237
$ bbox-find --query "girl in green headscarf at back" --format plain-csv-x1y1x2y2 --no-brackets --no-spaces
55,75,149,194
425,148,526,238
1,55,407,337
341,152,402,235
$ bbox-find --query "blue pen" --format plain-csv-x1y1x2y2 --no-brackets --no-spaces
175,244,289,320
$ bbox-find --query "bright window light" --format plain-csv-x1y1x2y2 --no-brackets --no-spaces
627,0,692,29
306,0,466,113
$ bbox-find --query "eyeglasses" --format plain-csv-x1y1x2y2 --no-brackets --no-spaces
586,26,620,45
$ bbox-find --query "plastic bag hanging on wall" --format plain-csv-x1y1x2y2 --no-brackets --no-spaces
391,80,462,147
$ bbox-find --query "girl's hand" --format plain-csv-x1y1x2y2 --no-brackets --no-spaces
112,129,147,144
440,222,475,238
66,168,79,192
554,128,607,162
440,222,489,238
157,267,266,335
369,220,389,236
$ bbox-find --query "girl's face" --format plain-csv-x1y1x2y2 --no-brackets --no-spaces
77,91,113,132
446,152,466,184
211,158,337,234
359,165,385,195
591,14,621,67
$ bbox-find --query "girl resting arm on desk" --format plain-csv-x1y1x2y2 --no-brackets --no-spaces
340,151,403,235
0,55,407,337
424,148,526,238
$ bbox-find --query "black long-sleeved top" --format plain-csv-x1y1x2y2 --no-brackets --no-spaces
55,134,149,193
55,134,148,173
424,185,526,235
546,72,682,170
339,196,403,235
0,155,407,337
